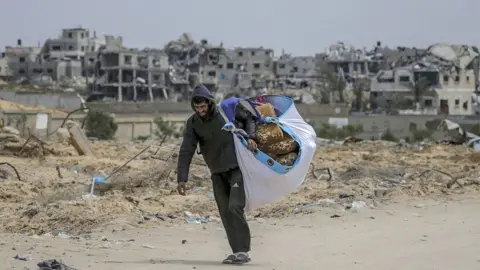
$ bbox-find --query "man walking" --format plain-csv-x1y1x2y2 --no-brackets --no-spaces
176,85,256,264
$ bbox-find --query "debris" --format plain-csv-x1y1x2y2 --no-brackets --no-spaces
309,164,332,181
104,145,151,181
0,162,21,181
346,201,366,212
37,259,79,270
14,254,32,261
374,188,389,197
0,138,479,236
68,124,95,156
56,166,63,179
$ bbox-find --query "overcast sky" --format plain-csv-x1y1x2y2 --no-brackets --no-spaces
1,0,479,56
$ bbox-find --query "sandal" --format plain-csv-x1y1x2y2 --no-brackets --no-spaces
233,253,251,264
222,254,237,264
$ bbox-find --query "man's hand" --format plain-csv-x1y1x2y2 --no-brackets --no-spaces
177,182,187,196
247,139,257,151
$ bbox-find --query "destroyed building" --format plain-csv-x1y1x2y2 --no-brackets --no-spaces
275,54,316,89
40,28,105,61
162,33,227,100
2,27,480,107
0,55,13,80
160,34,275,100
93,36,169,102
319,42,383,81
2,28,106,88
370,44,479,116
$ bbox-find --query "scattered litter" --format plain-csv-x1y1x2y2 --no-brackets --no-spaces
346,201,367,212
99,242,112,249
56,232,70,239
184,211,211,224
37,259,79,270
14,254,32,261
141,244,155,249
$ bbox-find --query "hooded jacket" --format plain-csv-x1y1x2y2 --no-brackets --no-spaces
177,85,256,183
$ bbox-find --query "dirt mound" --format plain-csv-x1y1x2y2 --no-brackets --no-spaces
0,100,67,116
0,140,479,235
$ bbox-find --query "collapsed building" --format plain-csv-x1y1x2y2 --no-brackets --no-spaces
2,27,480,109
275,54,316,89
370,44,480,115
90,36,169,102
0,28,107,89
317,41,386,81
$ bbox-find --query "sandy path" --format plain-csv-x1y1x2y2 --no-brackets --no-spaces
2,197,480,270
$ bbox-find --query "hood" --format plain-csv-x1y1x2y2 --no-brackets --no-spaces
192,84,214,101
191,84,215,106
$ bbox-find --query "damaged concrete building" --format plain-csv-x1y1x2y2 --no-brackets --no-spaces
3,27,480,109
370,44,479,115
93,36,169,102
275,54,316,89
158,34,276,100
319,42,384,81
2,28,106,88
162,33,228,100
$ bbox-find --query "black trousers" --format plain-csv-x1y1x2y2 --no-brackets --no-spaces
211,168,251,253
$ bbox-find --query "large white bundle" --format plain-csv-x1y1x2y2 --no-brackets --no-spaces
219,95,317,211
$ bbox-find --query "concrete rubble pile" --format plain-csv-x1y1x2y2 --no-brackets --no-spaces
0,119,95,157
0,125,57,157
0,125,22,154
0,136,479,236
163,33,227,88
438,119,480,150
392,44,479,76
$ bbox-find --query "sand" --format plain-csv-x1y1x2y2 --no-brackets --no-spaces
1,138,480,268
1,139,480,235
1,196,479,269
0,100,67,116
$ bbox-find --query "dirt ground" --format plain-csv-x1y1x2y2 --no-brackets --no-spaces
2,136,480,269
2,196,480,270
2,139,480,234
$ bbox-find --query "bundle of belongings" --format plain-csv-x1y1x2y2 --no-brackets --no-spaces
254,103,299,166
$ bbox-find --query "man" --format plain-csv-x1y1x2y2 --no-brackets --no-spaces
177,85,257,264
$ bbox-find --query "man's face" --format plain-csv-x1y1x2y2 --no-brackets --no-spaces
193,101,209,117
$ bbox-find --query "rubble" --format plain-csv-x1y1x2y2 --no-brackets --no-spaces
438,119,480,150
0,138,479,236
0,100,67,116
0,125,57,157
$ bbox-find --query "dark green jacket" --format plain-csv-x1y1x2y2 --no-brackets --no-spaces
177,86,239,183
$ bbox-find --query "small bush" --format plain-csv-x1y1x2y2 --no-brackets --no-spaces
380,128,397,141
84,112,118,140
467,123,480,135
135,135,150,142
154,117,175,138
310,121,364,140
411,129,433,142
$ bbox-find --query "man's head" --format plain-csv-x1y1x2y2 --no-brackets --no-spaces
191,84,215,119
192,96,210,118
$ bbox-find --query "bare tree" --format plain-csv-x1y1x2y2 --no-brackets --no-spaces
410,76,431,110
315,63,346,103
352,78,370,111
